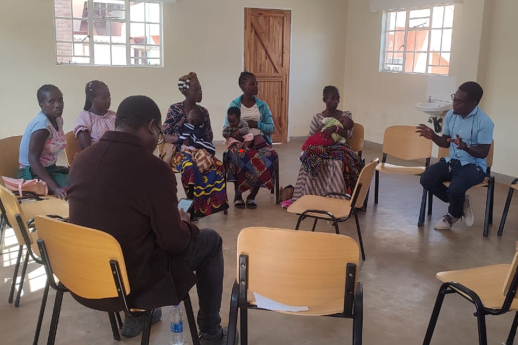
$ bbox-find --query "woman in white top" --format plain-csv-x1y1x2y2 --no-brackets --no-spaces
224,72,279,209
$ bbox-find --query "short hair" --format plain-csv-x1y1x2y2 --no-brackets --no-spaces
188,108,206,126
458,81,484,104
37,84,61,104
323,85,339,98
84,80,108,110
227,107,241,118
239,71,256,87
115,96,161,130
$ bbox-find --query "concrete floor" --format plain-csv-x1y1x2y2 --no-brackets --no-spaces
1,138,518,345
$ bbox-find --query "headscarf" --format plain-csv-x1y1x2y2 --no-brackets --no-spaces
178,72,199,93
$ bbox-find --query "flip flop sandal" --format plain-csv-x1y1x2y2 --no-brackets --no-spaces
234,199,245,209
246,199,258,209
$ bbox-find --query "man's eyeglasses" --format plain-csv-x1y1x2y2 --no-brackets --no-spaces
451,94,466,105
154,122,164,145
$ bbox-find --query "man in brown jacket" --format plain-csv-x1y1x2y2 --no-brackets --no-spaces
68,95,227,344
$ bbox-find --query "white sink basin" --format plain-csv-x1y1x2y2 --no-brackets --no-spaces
416,101,452,115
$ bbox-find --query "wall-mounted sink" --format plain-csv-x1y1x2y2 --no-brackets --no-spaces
415,101,453,115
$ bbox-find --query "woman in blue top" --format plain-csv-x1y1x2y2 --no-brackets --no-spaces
225,72,278,209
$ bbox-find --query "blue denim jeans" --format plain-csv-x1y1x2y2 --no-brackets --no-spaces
420,158,486,218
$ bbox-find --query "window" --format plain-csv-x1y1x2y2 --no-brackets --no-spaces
381,5,455,75
54,0,162,66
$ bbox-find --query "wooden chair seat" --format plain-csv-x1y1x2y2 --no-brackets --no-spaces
21,198,69,220
375,163,426,175
437,264,518,310
247,292,345,316
288,195,351,219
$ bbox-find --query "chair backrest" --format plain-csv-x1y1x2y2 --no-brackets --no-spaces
347,123,364,155
34,215,131,299
237,227,359,310
65,131,81,166
351,158,379,208
438,140,495,169
0,135,23,187
383,125,432,161
503,241,518,298
0,185,32,245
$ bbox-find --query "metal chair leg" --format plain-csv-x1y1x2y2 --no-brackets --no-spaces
498,186,515,236
275,159,280,203
15,250,30,307
353,282,363,345
295,216,303,230
483,183,492,237
489,179,495,224
311,218,318,232
423,284,449,345
116,312,123,328
47,286,65,345
108,313,121,341
418,188,427,226
505,312,518,345
475,308,488,345
227,282,239,345
354,212,366,261
8,245,23,304
140,310,152,345
184,295,200,345
0,214,6,255
33,278,50,345
374,171,379,204
427,190,433,215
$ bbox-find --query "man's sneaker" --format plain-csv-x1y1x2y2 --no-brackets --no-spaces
199,327,237,345
121,308,162,338
434,213,459,230
463,194,474,227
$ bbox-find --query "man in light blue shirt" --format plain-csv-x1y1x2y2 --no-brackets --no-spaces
416,81,494,230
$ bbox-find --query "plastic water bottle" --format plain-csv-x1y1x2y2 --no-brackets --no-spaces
170,304,184,345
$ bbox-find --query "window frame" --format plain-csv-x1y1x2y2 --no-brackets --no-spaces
380,4,455,75
53,0,164,67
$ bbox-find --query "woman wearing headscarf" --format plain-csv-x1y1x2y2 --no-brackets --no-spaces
162,72,228,218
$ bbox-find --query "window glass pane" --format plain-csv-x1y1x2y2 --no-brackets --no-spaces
55,18,73,41
430,29,442,52
72,0,88,19
57,42,73,56
147,46,160,59
395,11,406,29
147,58,161,66
444,5,454,27
74,43,89,56
111,22,126,43
387,12,396,31
94,44,111,64
130,44,146,58
407,30,429,52
385,32,395,51
71,57,90,64
409,9,430,18
112,45,127,65
404,53,415,72
409,18,430,28
147,24,160,44
414,52,427,73
130,23,146,43
432,6,444,28
93,0,125,19
57,56,72,64
391,31,405,52
73,19,88,39
94,21,111,42
441,29,452,51
130,2,145,22
146,2,160,23
440,52,451,66
429,52,438,66
55,0,72,17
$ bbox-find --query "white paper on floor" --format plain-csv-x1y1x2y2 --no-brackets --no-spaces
253,292,309,312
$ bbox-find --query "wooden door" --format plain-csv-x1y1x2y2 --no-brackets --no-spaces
244,8,291,143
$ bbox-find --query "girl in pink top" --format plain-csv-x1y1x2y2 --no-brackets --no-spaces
74,80,116,150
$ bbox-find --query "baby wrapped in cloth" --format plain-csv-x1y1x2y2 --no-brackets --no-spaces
302,117,346,150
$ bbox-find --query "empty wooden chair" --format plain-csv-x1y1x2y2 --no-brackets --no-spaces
374,126,433,226
287,158,379,260
347,123,365,157
423,241,518,345
227,227,363,345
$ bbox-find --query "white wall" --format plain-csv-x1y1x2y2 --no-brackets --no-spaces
0,0,347,141
480,0,518,177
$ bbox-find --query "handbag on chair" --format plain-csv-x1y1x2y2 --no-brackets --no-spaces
2,176,48,196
